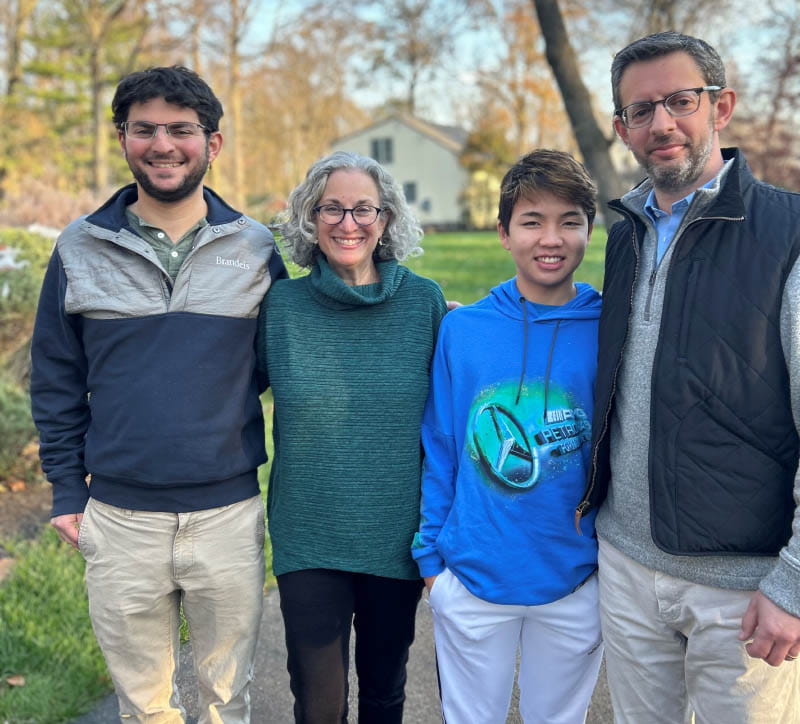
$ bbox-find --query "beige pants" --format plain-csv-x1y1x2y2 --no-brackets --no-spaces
598,539,800,724
78,496,265,724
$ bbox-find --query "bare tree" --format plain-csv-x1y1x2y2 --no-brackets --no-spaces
201,0,298,209
26,0,158,191
588,0,741,41
531,0,625,219
727,0,800,190
3,0,38,97
475,0,574,159
243,9,368,202
361,0,491,115
210,0,262,209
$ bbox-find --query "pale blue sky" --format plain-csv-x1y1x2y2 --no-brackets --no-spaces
244,0,779,129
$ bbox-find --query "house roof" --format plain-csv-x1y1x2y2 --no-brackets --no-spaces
333,113,467,154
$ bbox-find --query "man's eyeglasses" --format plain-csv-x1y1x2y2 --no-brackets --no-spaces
314,204,383,226
616,86,722,129
120,121,208,140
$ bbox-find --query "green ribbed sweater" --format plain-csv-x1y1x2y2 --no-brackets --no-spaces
259,257,447,579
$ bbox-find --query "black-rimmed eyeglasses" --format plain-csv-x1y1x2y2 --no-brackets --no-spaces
616,86,722,129
120,121,208,140
314,204,383,226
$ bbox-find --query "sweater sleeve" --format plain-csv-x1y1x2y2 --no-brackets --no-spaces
760,256,800,617
412,320,458,577
254,251,289,391
30,249,91,517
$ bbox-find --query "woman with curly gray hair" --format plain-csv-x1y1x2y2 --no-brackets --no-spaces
257,151,447,723
278,150,424,270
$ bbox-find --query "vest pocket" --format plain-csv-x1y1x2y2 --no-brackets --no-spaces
677,261,700,362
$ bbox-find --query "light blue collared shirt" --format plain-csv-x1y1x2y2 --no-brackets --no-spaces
644,165,730,264
644,191,694,265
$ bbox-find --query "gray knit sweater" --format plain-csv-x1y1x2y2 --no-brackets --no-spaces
596,162,800,617
259,257,447,579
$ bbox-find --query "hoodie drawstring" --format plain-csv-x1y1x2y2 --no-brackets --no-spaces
515,297,529,405
515,296,562,419
542,319,561,423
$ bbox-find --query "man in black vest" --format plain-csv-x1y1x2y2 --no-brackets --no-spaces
579,31,800,723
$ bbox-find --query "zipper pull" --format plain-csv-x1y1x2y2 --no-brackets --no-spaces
574,501,589,535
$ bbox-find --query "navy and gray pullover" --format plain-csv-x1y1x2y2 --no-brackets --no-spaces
30,184,288,517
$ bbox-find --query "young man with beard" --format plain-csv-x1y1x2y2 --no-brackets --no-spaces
577,32,800,723
30,66,287,722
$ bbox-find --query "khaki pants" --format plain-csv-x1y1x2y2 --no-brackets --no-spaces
78,496,265,724
598,539,800,724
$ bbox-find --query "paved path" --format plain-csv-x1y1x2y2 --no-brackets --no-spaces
73,588,613,723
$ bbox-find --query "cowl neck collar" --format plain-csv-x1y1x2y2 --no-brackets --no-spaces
307,255,408,309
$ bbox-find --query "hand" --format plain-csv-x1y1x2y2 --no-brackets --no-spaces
424,575,438,593
51,513,83,549
739,590,800,666
445,300,462,311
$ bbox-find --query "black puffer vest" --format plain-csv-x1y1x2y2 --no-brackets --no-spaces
582,149,800,556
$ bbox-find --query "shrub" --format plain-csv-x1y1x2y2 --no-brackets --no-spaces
0,177,102,229
0,228,53,320
0,266,42,317
0,227,53,277
0,373,36,476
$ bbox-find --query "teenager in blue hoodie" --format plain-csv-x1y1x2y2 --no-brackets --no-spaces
412,149,603,723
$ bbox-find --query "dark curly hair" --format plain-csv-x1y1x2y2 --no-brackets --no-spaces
112,66,223,132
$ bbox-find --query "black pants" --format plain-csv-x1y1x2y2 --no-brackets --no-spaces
277,568,423,724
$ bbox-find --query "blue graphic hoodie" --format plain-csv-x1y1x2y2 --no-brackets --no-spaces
412,278,602,605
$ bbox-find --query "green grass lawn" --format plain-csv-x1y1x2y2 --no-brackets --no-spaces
1,229,607,723
405,229,607,303
0,530,111,722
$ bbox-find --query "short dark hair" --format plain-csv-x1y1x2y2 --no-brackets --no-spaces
611,32,726,111
111,66,224,132
498,149,597,233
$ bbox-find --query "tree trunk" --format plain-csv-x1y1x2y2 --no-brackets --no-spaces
531,0,626,221
225,0,246,210
90,45,109,192
228,42,245,209
6,0,37,97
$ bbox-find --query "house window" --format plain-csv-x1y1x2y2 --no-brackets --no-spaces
370,137,394,164
403,182,417,204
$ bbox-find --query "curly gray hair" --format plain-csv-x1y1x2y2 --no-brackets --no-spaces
277,151,424,268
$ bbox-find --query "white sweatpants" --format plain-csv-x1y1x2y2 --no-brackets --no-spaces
428,568,603,724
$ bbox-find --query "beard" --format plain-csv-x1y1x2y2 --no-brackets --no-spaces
639,118,715,194
128,146,210,203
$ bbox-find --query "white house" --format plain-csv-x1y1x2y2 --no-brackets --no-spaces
330,114,469,229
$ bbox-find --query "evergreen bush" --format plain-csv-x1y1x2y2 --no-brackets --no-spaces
0,227,53,317
0,372,36,475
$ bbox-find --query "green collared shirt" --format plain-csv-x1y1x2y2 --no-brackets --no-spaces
125,208,207,281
